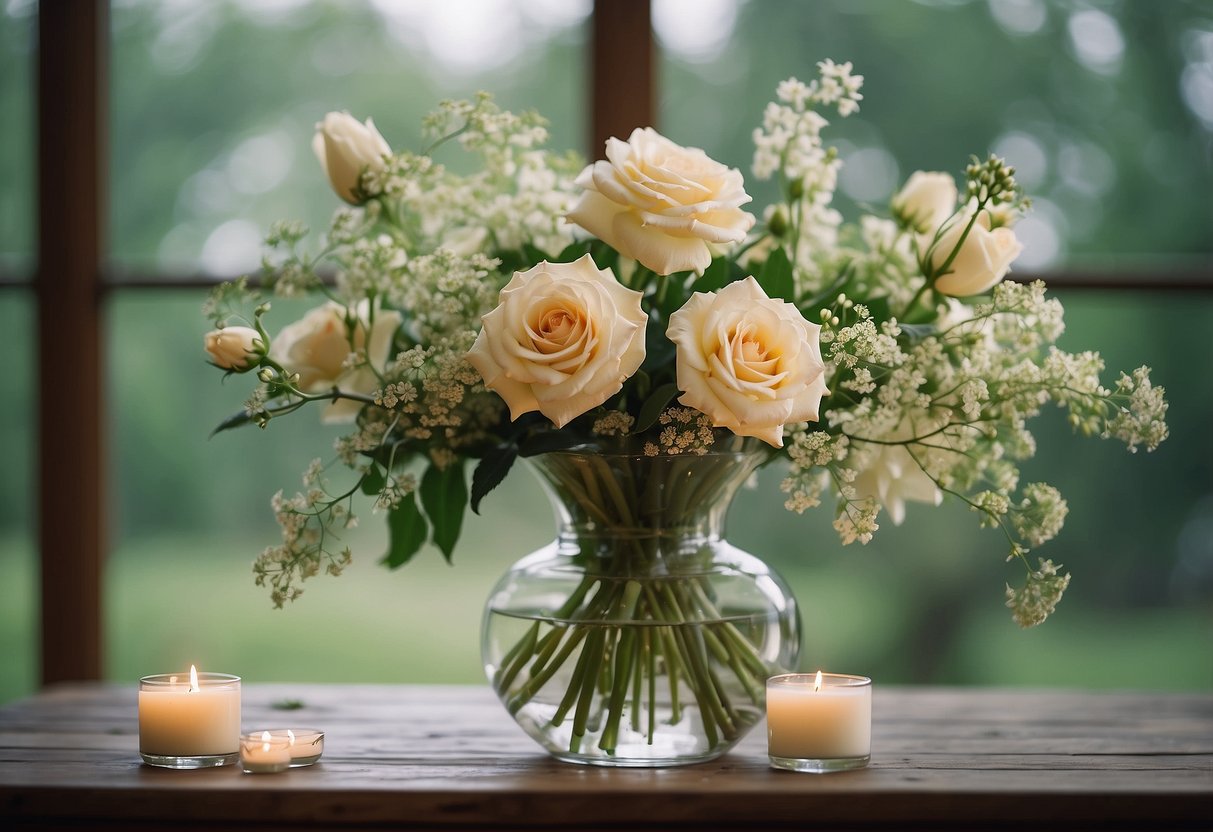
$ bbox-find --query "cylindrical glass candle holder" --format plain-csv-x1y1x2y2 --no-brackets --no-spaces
240,731,292,774
766,672,871,773
138,672,241,769
249,728,325,767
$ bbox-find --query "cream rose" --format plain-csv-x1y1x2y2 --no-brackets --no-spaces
891,171,958,233
666,277,826,448
930,211,1023,297
312,111,391,204
271,300,402,424
467,255,647,429
204,325,262,371
567,127,755,276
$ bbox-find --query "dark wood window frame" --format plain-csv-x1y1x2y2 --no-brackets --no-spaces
17,0,1212,686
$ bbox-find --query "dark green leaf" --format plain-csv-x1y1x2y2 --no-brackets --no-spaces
588,240,620,271
470,445,518,515
382,494,427,570
420,460,467,563
556,240,592,263
522,243,551,266
518,430,591,457
209,409,255,437
360,464,385,496
633,382,680,434
657,274,690,318
690,257,730,294
758,246,795,303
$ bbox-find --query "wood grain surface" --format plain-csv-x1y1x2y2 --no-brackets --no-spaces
0,683,1209,830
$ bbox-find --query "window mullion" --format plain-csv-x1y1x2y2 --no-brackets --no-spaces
37,0,107,686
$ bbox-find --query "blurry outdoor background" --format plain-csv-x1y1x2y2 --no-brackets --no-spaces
1,0,1211,702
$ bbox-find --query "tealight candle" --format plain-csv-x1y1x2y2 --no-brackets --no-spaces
246,728,325,767
240,731,291,774
138,666,241,769
766,671,871,773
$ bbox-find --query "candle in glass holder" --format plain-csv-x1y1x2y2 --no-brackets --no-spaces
240,731,292,774
246,728,325,767
138,666,241,769
767,671,871,773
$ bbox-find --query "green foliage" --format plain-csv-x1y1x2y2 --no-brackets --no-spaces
383,495,427,570
419,461,467,563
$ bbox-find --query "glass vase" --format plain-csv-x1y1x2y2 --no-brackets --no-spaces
481,438,800,767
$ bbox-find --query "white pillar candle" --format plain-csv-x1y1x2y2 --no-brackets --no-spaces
138,667,241,765
767,672,871,770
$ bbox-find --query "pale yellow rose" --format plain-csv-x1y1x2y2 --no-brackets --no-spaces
467,255,647,429
567,128,755,276
312,112,391,204
203,325,262,371
271,300,402,424
930,211,1023,297
891,171,957,233
666,277,826,448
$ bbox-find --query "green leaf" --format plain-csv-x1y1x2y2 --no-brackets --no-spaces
522,243,551,266
588,240,620,271
209,409,255,437
382,494,428,570
633,382,680,434
690,257,730,294
470,445,518,515
420,460,468,563
556,240,592,263
758,247,795,303
360,464,385,497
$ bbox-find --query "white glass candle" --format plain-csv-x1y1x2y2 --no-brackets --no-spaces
767,672,871,772
138,667,241,768
240,731,292,774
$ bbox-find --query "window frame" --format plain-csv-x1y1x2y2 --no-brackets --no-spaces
22,0,1212,687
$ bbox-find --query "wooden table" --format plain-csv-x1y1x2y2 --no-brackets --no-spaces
0,683,1209,830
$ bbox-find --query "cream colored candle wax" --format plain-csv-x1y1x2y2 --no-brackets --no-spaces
138,667,241,759
240,731,292,773
767,672,871,761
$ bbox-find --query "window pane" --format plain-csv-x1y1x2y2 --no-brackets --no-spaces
107,292,553,684
729,291,1212,689
0,291,35,702
0,1,35,271
108,0,589,275
656,0,1213,271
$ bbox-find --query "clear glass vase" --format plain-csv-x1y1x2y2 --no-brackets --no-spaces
481,438,800,767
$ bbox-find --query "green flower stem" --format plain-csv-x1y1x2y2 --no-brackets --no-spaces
645,628,657,744
691,581,772,680
493,622,539,692
598,581,642,753
513,581,618,716
570,627,608,753
659,583,734,742
653,619,683,724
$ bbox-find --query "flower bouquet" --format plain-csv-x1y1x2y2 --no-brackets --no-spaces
204,61,1167,764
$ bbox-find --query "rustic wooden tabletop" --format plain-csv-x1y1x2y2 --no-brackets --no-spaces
0,683,1209,830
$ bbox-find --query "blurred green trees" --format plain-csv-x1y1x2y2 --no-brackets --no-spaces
0,0,1209,702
